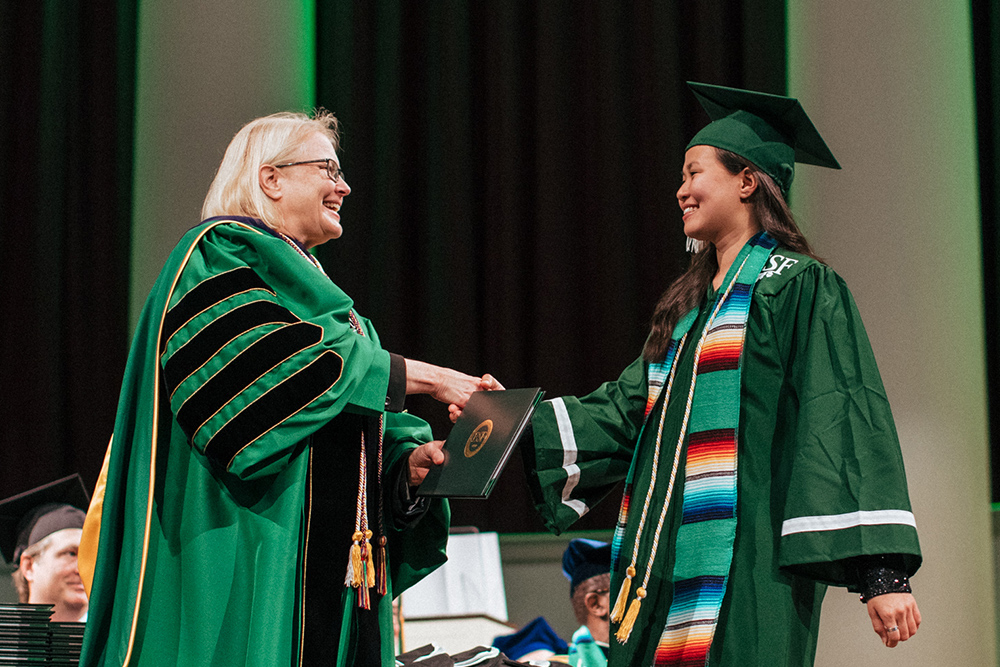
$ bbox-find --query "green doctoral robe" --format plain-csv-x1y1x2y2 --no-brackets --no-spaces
525,249,920,666
80,218,449,667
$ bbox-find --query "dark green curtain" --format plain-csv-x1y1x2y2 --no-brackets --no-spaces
316,1,786,532
0,1,136,501
972,0,1000,502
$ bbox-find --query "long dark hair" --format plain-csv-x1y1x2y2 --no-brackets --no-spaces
642,148,822,361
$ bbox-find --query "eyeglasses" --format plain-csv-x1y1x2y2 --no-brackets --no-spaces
274,158,345,183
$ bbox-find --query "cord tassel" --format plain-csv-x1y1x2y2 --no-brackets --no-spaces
356,577,371,610
610,566,635,623
349,531,365,587
364,530,376,588
615,587,645,643
377,537,388,596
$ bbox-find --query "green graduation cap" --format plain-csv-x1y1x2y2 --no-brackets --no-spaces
686,81,841,194
0,474,89,565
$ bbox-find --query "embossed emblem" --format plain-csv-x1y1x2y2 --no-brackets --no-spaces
464,420,494,458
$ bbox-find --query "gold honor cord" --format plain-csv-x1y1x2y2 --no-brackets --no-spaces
612,255,751,643
610,337,684,625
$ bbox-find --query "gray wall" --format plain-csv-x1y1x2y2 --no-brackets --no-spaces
789,2,994,665
129,0,314,327
499,531,613,640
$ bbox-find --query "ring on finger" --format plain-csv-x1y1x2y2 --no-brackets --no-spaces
887,626,899,632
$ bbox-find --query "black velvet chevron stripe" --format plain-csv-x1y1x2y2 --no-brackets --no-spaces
206,351,343,470
161,267,273,351
163,300,300,393
174,321,325,440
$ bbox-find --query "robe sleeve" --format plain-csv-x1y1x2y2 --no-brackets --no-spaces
524,356,648,534
381,410,450,595
158,230,393,480
770,264,921,585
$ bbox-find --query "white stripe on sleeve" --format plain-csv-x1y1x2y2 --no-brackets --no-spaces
781,509,917,536
551,397,588,518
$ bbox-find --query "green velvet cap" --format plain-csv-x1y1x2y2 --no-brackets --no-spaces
686,82,841,194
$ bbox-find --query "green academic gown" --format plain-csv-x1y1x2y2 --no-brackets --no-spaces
525,248,920,667
80,218,449,667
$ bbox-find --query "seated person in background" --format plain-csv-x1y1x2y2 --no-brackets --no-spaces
562,539,611,667
0,474,90,622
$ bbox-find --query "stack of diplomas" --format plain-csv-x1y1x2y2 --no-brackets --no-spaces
0,604,85,665
418,388,544,499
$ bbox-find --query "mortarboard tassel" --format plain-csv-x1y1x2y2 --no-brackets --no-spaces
615,586,646,643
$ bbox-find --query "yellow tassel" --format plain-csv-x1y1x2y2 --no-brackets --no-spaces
610,566,635,623
365,550,376,588
364,530,375,587
350,531,364,587
615,586,645,644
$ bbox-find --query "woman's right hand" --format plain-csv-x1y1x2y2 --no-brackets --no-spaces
405,360,504,409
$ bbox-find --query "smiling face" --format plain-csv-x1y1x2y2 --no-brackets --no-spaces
263,131,351,248
676,145,750,244
21,528,88,620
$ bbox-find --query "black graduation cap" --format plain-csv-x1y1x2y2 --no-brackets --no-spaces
686,81,841,194
0,474,90,565
561,538,611,597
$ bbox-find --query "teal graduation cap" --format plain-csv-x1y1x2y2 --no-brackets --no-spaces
686,81,841,194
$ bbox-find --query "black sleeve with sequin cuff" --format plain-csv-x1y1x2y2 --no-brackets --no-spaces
854,554,913,603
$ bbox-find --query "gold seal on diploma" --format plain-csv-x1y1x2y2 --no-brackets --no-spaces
464,420,493,458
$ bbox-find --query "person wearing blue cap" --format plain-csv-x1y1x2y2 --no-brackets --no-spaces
524,83,921,666
562,539,611,667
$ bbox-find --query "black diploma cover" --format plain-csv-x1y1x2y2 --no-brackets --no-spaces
417,387,544,499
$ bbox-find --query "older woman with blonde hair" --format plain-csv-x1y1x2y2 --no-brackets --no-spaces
79,110,498,667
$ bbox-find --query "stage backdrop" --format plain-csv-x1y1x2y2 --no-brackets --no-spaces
313,0,786,533
972,0,1000,502
0,0,135,498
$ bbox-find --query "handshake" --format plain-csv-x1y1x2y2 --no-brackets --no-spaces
402,358,506,487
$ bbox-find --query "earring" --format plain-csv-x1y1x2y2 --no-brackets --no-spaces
686,237,705,253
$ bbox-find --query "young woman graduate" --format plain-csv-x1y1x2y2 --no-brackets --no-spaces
522,83,922,666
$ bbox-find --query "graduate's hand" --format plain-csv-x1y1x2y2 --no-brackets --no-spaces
448,374,505,423
867,593,921,647
408,440,446,486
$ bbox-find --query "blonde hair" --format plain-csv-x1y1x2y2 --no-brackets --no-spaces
201,109,341,231
11,533,57,603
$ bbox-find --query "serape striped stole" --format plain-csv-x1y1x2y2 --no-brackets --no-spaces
611,233,776,666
